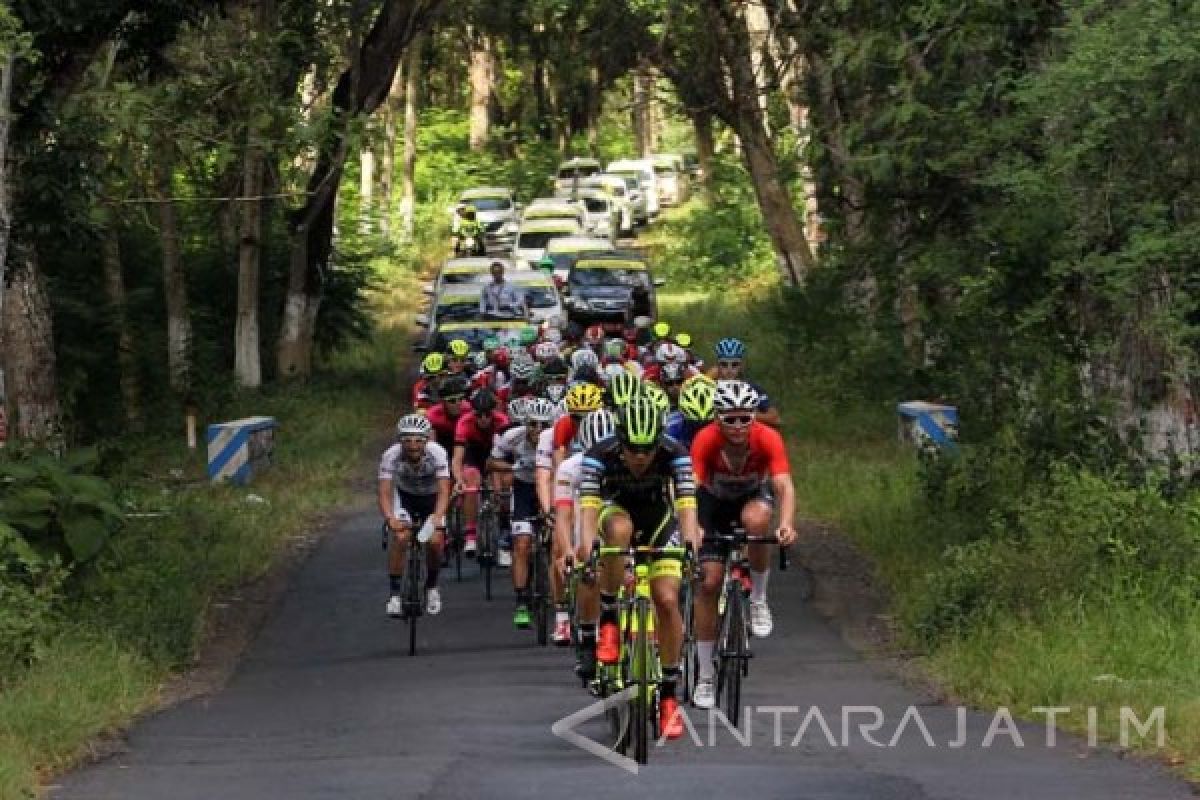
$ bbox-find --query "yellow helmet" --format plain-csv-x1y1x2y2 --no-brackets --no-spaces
565,382,604,413
446,339,470,358
675,332,692,348
421,352,446,376
641,382,671,415
653,321,670,338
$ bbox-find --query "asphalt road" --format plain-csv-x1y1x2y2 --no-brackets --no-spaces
56,497,1194,799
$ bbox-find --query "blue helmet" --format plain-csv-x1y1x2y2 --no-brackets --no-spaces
715,337,747,359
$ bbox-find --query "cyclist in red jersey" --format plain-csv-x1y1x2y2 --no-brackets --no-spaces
450,389,510,555
689,380,797,710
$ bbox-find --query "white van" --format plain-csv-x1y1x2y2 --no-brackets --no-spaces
606,159,660,218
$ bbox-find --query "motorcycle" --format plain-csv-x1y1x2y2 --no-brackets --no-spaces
454,230,487,257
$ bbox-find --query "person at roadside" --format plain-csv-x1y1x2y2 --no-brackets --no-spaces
378,414,451,618
479,261,528,319
689,380,797,709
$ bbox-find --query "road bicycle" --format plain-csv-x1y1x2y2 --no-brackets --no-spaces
383,519,431,657
588,541,690,765
706,527,783,725
527,513,554,646
476,485,511,601
443,493,466,583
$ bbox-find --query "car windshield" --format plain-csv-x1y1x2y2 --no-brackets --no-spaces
569,267,650,288
558,165,600,179
517,231,570,249
583,197,608,213
653,165,674,175
466,196,511,212
442,272,489,285
435,302,482,322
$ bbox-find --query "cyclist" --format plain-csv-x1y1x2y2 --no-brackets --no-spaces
665,375,715,448
546,409,615,654
710,337,780,427
426,374,470,455
451,388,511,561
655,361,689,407
578,396,700,739
550,382,605,471
445,338,472,378
487,397,556,628
378,414,451,617
413,352,446,410
508,355,542,400
603,371,642,411
689,380,797,708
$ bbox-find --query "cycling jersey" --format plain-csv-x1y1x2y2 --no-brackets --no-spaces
553,452,584,508
455,410,511,468
690,420,790,499
552,415,578,452
664,410,709,449
427,400,469,453
412,377,435,410
579,436,696,513
490,426,540,483
536,427,556,470
378,441,451,497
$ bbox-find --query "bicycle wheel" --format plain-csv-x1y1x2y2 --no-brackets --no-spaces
680,578,697,704
533,532,550,646
600,665,630,755
478,511,494,601
719,587,744,723
406,542,424,657
448,503,464,582
632,597,652,765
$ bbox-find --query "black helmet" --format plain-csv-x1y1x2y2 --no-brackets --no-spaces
439,374,470,400
471,388,498,413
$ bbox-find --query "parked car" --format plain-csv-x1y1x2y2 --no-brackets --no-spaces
582,175,636,234
562,253,664,330
455,187,520,253
512,218,584,269
575,189,619,242
606,159,659,218
542,235,617,283
650,154,689,206
553,157,603,196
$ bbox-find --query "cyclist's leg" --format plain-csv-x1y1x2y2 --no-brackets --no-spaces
743,489,775,604
462,465,482,544
404,492,442,590
386,506,413,610
595,504,632,662
510,480,537,610
695,489,738,687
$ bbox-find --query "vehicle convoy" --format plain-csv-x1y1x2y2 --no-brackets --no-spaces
513,218,584,269
650,154,689,206
553,157,603,196
582,174,637,233
606,158,660,218
574,189,619,242
541,235,617,283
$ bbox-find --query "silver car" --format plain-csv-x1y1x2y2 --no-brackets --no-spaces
456,187,520,252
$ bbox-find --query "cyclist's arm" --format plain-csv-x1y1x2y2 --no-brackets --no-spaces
536,465,554,515
377,478,398,523
670,451,702,552
451,443,467,485
433,476,452,525
770,472,796,545
578,457,604,553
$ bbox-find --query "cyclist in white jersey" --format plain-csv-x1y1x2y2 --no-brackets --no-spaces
378,414,451,617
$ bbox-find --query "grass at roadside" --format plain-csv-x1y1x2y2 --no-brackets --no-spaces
0,266,425,800
659,278,1200,781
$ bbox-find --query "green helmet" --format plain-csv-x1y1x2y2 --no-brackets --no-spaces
617,397,662,447
606,372,642,408
520,327,539,346
640,382,671,416
537,254,555,272
482,336,500,352
678,378,715,422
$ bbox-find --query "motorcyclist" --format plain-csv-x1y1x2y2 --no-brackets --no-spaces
454,204,485,256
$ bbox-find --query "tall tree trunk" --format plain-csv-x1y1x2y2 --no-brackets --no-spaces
742,0,774,137
468,28,491,151
359,131,375,232
531,32,550,140
153,152,192,397
692,108,715,196
585,66,601,156
400,33,421,241
708,0,814,285
278,0,440,380
632,65,653,157
236,139,265,387
100,216,142,429
1,241,62,443
381,62,403,238
0,53,13,328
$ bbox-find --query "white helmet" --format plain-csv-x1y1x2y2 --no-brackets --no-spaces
655,342,685,364
571,348,599,371
543,327,563,344
534,341,560,362
507,396,531,424
602,363,626,381
577,409,616,450
396,413,433,438
525,397,557,424
714,380,760,412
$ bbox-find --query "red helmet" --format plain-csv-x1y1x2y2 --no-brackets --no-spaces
584,325,605,345
492,347,510,367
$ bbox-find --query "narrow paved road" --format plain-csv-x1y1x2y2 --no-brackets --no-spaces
57,494,1193,799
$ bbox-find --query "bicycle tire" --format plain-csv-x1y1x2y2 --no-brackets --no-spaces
601,667,630,755
406,541,424,657
479,511,494,601
632,597,652,765
720,587,744,723
534,530,550,646
680,578,697,704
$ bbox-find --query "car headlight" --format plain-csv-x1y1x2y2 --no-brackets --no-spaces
506,223,519,234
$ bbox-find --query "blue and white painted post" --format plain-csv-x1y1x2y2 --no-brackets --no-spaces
896,401,959,453
206,416,278,485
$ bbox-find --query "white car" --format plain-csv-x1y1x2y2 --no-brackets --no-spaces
576,189,619,241
454,187,520,252
606,159,659,218
553,157,603,196
428,272,565,329
650,154,689,206
583,175,637,234
523,197,586,229
513,218,584,268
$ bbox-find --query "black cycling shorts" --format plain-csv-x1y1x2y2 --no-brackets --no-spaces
697,486,773,563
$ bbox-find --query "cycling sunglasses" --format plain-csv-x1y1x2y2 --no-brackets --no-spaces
440,394,465,404
717,360,743,369
622,441,658,454
718,413,754,427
